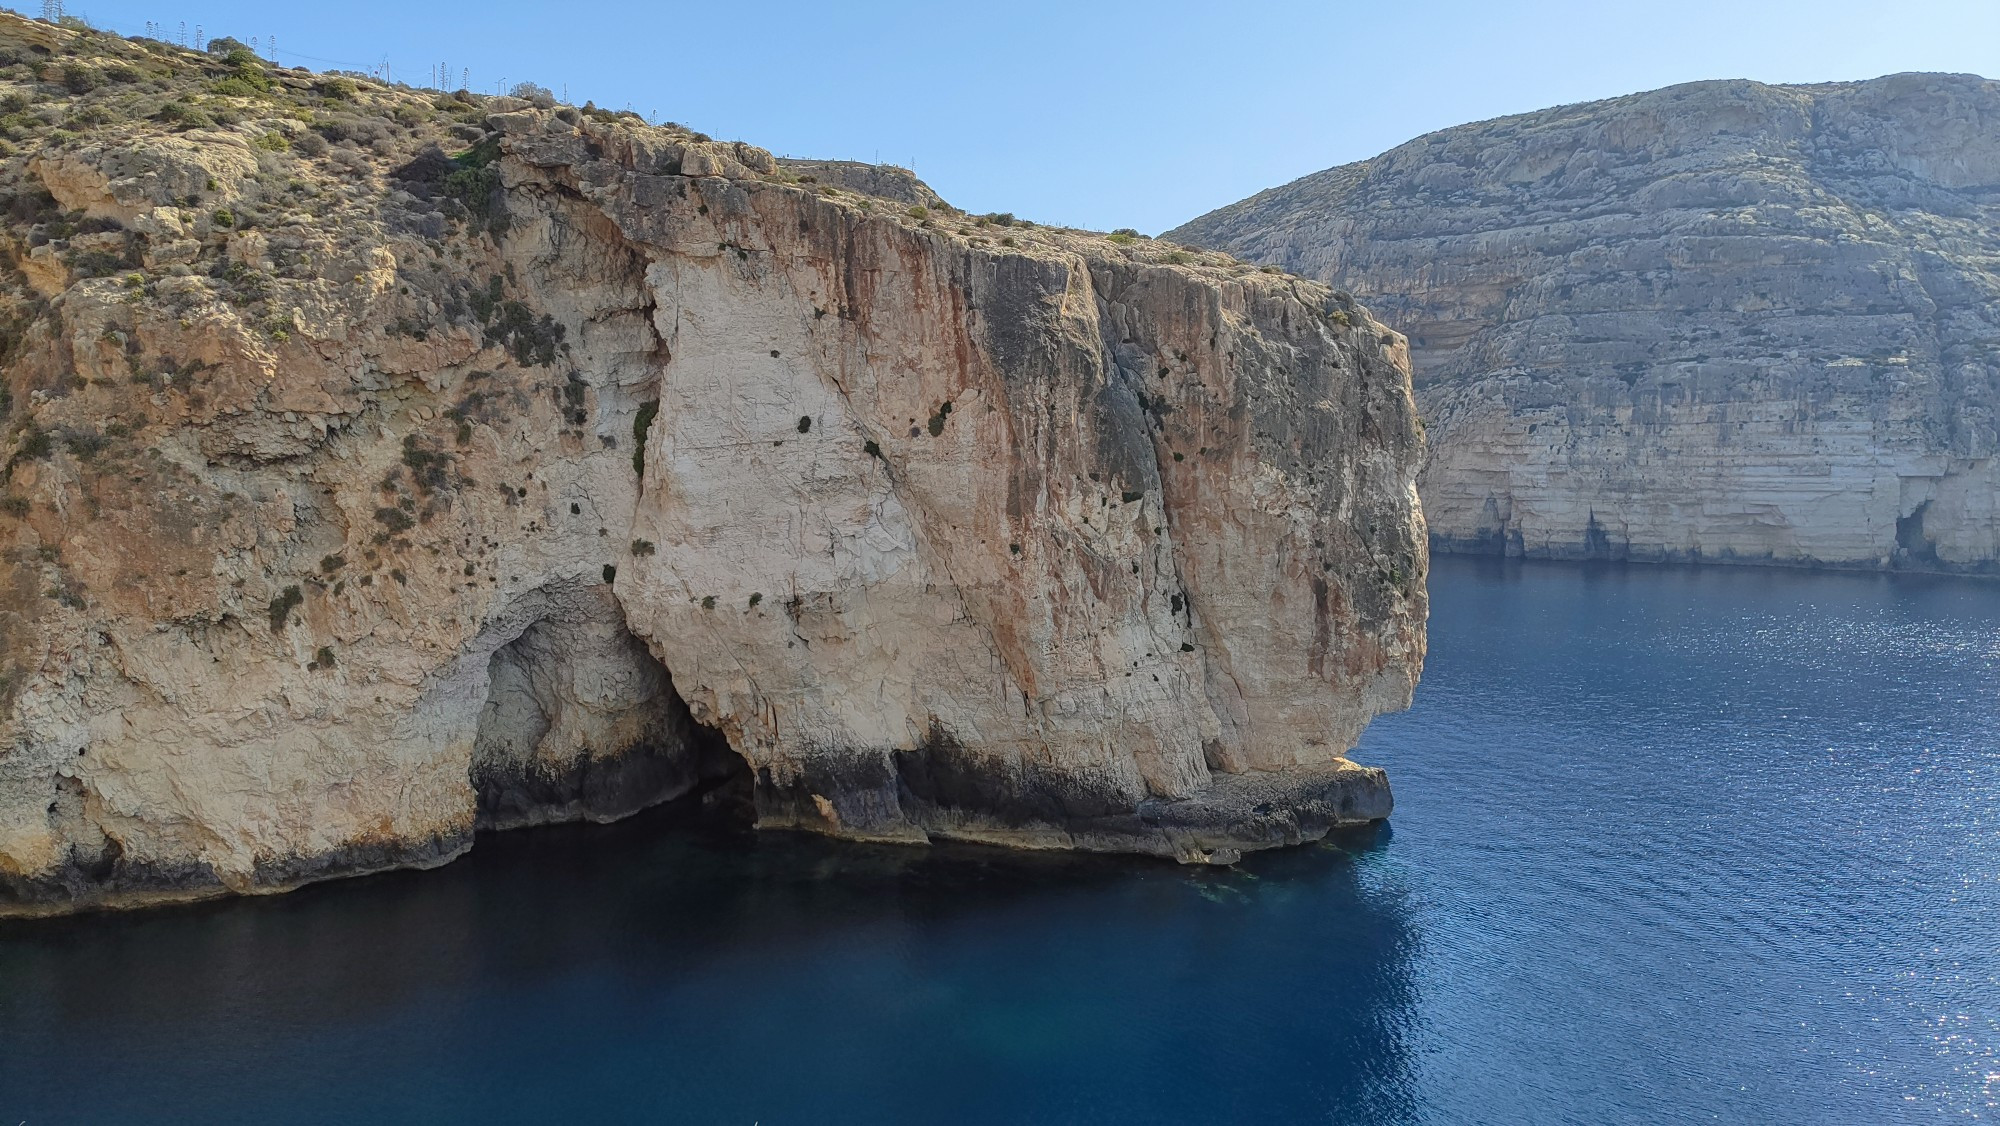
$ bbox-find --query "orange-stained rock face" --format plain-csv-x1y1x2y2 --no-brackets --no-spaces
0,14,1424,915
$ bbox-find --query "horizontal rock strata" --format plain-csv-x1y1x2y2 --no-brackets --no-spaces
1170,72,2000,572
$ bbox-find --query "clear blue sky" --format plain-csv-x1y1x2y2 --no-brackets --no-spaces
55,0,2000,233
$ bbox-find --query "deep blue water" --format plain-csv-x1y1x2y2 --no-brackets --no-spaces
2,557,1997,1124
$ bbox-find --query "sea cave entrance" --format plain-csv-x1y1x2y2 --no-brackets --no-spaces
468,582,746,833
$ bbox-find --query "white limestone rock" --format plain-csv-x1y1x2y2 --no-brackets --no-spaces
1169,73,2000,571
0,55,1424,915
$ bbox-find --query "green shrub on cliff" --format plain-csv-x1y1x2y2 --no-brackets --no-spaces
481,300,564,366
154,101,211,129
267,585,303,632
508,82,555,108
373,507,414,537
59,63,99,94
209,48,272,99
442,136,505,233
631,401,659,476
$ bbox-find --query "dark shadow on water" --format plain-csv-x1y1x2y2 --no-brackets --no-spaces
0,800,1422,1125
1448,549,1988,596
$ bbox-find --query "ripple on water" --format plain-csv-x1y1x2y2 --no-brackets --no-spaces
0,557,1995,1124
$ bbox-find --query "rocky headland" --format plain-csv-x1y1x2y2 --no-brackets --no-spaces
0,14,1425,914
1170,73,2000,572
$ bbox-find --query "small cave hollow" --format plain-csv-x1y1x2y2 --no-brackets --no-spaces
1896,499,1940,565
469,585,744,832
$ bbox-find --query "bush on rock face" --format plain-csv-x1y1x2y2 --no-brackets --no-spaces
153,100,212,129
209,48,271,98
439,136,506,233
266,586,303,632
508,82,555,109
59,63,97,94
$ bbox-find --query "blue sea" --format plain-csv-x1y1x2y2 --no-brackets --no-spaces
2,556,1996,1124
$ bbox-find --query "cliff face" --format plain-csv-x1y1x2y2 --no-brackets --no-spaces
0,17,1425,914
1169,73,2000,571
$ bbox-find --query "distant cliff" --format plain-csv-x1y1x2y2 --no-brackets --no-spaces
0,14,1424,914
1170,73,2000,572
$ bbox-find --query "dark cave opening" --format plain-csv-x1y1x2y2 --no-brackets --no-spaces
468,590,748,833
1895,499,1940,566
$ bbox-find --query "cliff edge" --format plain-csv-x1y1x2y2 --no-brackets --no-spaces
1171,73,2000,571
0,15,1425,914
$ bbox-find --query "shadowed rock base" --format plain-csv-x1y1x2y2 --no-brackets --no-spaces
0,832,472,920
0,761,1388,915
755,755,1393,866
1429,530,2000,577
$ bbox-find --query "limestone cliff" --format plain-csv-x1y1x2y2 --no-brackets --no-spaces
1169,73,2000,571
0,16,1425,914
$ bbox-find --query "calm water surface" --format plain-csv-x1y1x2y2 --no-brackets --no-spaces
3,557,1997,1124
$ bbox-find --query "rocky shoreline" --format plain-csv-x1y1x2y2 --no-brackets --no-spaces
0,14,1423,915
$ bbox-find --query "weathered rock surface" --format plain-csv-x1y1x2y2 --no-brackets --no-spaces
0,15,1424,914
775,158,945,210
1169,73,2000,571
